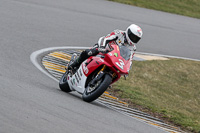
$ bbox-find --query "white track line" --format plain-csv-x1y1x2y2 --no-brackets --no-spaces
30,47,90,82
136,51,200,62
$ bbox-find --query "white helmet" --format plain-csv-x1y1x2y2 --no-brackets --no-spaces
125,24,143,46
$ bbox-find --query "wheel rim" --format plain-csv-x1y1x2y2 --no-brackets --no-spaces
60,72,68,84
63,76,67,82
86,79,102,94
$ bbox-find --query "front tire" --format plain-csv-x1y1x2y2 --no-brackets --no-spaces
59,71,71,92
82,74,112,102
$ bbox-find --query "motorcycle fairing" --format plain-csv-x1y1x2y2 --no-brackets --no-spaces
67,65,87,94
67,42,132,94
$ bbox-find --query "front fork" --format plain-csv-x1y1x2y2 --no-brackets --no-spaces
98,65,117,82
98,65,106,74
99,64,118,79
89,65,106,87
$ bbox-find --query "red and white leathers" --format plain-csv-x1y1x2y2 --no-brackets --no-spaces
95,29,137,60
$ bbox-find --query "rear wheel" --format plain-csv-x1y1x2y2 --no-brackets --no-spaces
59,71,71,92
82,74,112,102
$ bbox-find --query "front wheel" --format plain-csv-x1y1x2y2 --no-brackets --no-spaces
82,74,112,102
59,71,71,92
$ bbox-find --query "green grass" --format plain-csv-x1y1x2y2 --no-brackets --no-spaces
111,59,200,132
108,0,200,19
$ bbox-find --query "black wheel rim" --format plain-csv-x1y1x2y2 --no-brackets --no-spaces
85,79,102,95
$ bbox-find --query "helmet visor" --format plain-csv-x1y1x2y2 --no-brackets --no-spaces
128,29,141,43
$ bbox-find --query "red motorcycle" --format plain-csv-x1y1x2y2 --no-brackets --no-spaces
59,41,133,102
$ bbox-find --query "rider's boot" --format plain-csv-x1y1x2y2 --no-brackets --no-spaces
68,48,99,73
68,58,81,73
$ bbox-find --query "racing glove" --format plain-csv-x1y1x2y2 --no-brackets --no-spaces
97,48,109,53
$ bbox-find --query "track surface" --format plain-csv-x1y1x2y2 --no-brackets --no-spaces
0,0,199,133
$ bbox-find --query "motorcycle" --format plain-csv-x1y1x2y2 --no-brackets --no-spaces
59,41,132,102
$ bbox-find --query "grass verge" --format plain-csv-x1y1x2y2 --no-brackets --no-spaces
109,58,200,132
108,0,200,19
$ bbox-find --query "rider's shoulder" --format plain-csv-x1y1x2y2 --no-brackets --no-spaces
113,29,125,35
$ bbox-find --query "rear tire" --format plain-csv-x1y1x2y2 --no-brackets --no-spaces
59,71,71,92
82,74,112,102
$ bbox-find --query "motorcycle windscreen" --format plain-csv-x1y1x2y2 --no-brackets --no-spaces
119,46,131,60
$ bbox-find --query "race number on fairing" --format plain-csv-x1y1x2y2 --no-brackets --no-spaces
115,59,124,70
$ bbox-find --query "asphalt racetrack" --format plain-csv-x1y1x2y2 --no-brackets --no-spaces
0,0,200,133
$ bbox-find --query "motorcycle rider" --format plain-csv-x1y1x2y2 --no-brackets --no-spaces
68,24,143,71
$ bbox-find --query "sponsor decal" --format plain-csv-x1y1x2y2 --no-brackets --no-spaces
76,71,81,81
75,74,79,83
108,53,112,56
83,63,89,74
99,58,104,63
114,53,118,57
79,69,82,77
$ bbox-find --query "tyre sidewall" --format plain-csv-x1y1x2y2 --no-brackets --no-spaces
59,71,71,92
